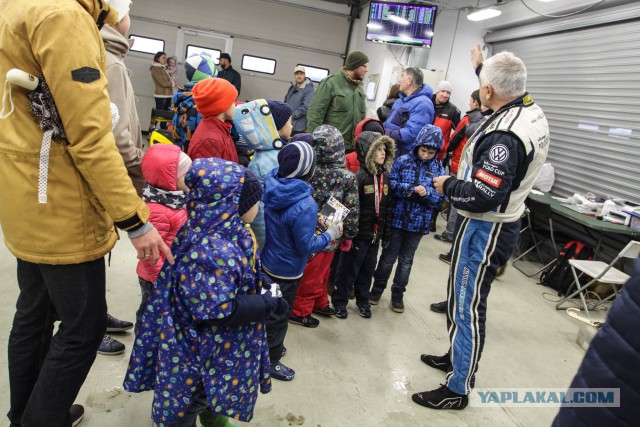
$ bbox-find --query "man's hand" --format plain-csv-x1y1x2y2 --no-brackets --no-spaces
471,43,484,70
131,226,175,266
414,185,427,197
433,176,451,195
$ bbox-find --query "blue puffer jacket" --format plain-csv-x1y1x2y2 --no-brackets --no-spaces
553,258,640,427
389,124,446,234
384,84,435,157
261,169,332,279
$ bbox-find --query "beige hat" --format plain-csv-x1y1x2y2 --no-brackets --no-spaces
294,65,305,74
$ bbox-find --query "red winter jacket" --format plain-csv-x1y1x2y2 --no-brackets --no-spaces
187,116,239,163
137,144,188,283
345,117,384,173
433,99,461,160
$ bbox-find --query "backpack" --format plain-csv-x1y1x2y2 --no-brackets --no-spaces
539,240,593,296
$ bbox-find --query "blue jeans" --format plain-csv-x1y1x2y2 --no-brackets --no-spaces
8,258,107,427
371,228,423,301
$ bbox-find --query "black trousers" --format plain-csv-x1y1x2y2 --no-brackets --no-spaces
8,258,107,427
263,271,301,362
332,238,380,308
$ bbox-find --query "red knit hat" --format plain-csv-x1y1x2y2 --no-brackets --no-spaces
192,78,238,117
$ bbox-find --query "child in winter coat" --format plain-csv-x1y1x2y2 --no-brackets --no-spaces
344,117,385,173
124,158,287,426
290,125,359,326
188,77,239,162
261,140,343,381
136,144,191,325
247,100,293,248
332,132,395,319
369,124,446,313
171,52,217,152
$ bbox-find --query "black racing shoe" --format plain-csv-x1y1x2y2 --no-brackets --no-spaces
420,353,452,372
438,252,452,265
70,404,85,427
98,334,125,355
430,301,447,314
412,384,468,410
106,313,133,333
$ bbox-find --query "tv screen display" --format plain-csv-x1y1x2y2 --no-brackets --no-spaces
366,2,437,47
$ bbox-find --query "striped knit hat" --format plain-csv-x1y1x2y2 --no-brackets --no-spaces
277,141,316,181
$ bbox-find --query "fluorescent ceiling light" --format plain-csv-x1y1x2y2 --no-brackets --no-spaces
388,14,410,25
467,7,502,21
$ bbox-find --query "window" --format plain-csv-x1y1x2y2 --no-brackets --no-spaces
185,45,221,64
241,54,277,75
129,35,165,55
296,64,330,83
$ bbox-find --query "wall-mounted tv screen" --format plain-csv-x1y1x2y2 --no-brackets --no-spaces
366,2,437,47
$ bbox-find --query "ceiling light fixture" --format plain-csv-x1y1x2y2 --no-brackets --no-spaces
466,7,502,21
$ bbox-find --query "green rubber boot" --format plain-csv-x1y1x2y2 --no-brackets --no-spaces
199,409,231,427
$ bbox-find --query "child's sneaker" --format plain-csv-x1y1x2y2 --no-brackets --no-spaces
270,361,295,381
288,315,319,328
368,294,381,305
313,306,336,317
391,300,404,313
334,306,348,319
356,303,372,318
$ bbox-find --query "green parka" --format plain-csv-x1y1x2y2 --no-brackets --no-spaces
306,69,365,151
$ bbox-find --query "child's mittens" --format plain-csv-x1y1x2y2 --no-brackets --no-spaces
339,239,352,252
326,221,343,241
261,291,289,317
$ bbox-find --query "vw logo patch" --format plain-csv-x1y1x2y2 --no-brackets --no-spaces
489,144,509,164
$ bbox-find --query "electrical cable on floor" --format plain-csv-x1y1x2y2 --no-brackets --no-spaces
520,0,607,18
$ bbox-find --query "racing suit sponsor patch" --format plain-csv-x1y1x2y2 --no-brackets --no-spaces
475,169,502,188
489,144,509,164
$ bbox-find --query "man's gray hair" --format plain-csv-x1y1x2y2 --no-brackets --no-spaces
404,67,424,87
479,51,527,100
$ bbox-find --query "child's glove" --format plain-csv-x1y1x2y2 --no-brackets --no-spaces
261,291,289,317
339,239,352,252
326,221,343,241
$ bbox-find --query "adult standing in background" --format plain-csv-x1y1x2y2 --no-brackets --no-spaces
100,3,146,356
284,65,315,135
307,50,368,152
383,67,434,157
376,83,400,122
429,80,461,232
0,0,173,425
432,80,461,157
413,46,549,410
150,51,173,111
218,52,242,95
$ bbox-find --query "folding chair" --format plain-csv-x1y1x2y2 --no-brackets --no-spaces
513,197,559,277
556,240,640,316
150,108,174,131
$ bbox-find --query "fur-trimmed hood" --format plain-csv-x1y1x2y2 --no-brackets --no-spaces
358,134,395,175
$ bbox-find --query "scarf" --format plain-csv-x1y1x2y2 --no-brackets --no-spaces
142,183,186,209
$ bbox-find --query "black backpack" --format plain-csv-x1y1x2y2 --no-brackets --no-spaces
539,240,593,296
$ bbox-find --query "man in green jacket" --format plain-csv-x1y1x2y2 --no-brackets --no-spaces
307,50,369,152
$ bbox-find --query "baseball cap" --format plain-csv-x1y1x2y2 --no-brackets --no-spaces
294,65,305,74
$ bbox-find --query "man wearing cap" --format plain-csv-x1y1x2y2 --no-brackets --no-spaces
284,65,315,135
433,80,461,156
0,0,173,425
218,52,242,95
307,50,369,152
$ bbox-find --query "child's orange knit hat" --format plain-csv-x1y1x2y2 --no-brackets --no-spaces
192,78,238,117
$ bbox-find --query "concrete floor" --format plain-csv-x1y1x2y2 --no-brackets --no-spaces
0,220,599,427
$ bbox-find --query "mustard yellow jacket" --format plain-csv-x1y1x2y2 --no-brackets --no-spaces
0,0,149,264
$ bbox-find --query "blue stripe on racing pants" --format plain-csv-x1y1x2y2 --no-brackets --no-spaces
445,217,520,395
